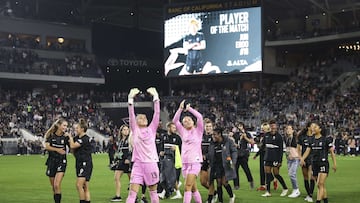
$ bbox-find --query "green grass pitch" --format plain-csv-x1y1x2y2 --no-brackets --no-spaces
0,153,359,203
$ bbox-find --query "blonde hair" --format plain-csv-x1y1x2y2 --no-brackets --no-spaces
44,118,67,139
261,123,270,133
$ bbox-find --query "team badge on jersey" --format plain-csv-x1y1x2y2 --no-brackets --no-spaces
61,140,64,144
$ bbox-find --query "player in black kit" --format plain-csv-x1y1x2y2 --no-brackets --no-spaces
44,118,69,203
183,19,206,74
301,123,337,203
200,119,214,189
297,123,316,202
261,120,288,197
110,124,132,202
68,119,93,203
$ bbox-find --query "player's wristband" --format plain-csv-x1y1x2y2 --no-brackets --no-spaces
153,94,159,101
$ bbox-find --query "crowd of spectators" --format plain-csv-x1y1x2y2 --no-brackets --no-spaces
0,48,103,77
0,33,87,53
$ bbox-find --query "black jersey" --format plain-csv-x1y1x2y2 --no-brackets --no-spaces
285,136,297,148
73,135,92,162
234,131,252,156
263,132,284,162
184,32,204,58
46,134,69,160
164,132,182,151
115,136,131,160
202,133,213,155
309,136,333,162
298,133,314,155
214,142,224,166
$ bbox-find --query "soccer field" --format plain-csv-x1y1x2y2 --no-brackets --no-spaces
0,153,359,203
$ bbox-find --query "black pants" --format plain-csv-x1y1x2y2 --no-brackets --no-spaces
234,155,253,187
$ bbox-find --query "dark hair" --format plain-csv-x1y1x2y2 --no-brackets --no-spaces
166,121,175,129
213,127,223,136
238,122,245,128
78,118,88,132
119,124,129,137
269,120,276,125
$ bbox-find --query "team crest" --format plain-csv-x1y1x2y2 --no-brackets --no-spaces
61,140,64,144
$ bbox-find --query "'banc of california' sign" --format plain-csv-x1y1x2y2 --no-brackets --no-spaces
107,58,148,67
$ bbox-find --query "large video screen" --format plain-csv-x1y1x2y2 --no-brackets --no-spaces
164,4,262,77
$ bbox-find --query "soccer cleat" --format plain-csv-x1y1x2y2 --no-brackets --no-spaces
288,189,300,198
234,186,240,190
256,185,266,191
158,190,165,199
261,192,272,197
229,194,236,203
170,193,182,199
250,181,255,189
110,196,122,202
280,189,289,197
273,180,278,190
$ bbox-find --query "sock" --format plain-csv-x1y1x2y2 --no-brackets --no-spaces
266,173,273,192
142,185,146,195
126,190,137,203
304,179,310,195
192,190,202,203
207,195,214,202
54,194,61,203
224,184,234,198
184,191,192,203
323,198,328,203
85,201,90,203
274,174,288,190
176,190,181,196
149,190,159,203
316,201,321,203
310,180,315,196
80,200,86,203
217,186,223,202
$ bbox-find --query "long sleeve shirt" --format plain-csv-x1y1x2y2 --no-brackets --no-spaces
129,100,160,163
173,107,203,163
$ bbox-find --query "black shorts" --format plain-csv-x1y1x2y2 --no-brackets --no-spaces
201,161,210,171
46,158,67,177
210,165,225,180
76,161,93,181
312,161,329,177
111,160,131,173
264,160,281,167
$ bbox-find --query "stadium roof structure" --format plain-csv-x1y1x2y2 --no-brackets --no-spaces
1,0,359,32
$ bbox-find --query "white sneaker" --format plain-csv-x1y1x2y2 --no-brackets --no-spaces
280,189,289,197
158,190,165,199
229,194,235,203
212,194,218,203
288,189,300,198
170,193,182,199
305,196,313,202
261,192,272,197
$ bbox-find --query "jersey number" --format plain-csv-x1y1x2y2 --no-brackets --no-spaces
320,166,326,172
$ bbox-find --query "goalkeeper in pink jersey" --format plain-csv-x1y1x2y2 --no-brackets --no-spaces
173,100,203,203
126,87,160,203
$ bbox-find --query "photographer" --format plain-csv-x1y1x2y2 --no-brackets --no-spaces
233,122,255,190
